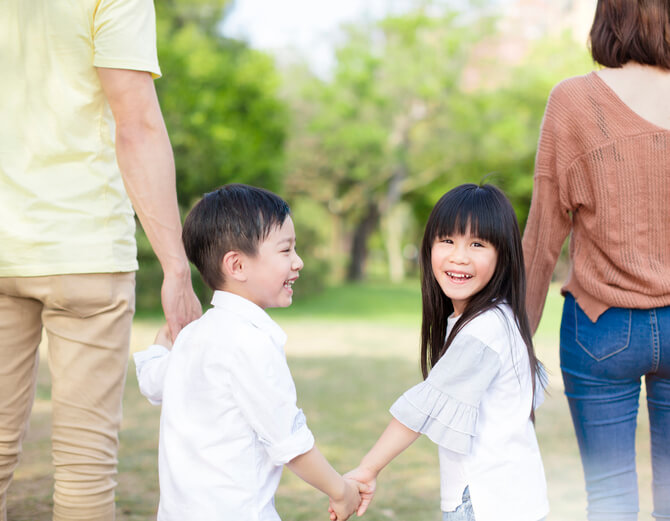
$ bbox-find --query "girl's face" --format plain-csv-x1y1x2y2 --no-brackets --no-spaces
431,231,498,316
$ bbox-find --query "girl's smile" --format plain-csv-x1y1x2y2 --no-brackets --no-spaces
431,232,498,316
445,270,473,282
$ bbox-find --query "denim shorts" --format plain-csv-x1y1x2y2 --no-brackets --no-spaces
441,486,546,521
442,487,475,521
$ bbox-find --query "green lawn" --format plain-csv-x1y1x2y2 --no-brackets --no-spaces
7,282,654,520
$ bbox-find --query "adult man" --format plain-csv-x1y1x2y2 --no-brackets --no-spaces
0,1,201,519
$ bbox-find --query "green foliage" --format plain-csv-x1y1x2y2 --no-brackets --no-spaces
283,5,485,278
289,197,334,294
136,1,290,311
135,1,596,311
155,6,288,206
283,4,595,283
426,31,594,227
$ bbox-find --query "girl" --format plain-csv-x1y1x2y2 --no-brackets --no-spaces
336,184,548,521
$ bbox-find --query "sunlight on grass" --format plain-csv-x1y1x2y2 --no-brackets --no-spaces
270,280,422,325
9,282,653,521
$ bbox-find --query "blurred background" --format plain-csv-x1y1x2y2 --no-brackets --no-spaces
135,0,597,312
21,2,658,520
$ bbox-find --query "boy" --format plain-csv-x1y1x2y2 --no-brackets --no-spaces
134,184,362,520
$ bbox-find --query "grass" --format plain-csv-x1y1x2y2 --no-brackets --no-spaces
270,280,422,324
7,282,654,520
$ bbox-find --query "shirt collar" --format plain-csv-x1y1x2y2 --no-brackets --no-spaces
210,291,287,347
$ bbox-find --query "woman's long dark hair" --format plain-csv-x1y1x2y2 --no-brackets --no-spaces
419,183,542,416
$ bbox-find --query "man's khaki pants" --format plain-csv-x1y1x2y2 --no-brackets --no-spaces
0,273,135,521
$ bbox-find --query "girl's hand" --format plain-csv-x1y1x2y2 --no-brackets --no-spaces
329,468,376,518
345,467,377,516
153,323,173,349
328,478,364,520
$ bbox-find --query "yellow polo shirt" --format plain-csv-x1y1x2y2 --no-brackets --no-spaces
0,0,161,276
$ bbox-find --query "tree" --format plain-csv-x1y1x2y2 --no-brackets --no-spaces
136,0,290,310
155,0,288,207
285,6,497,281
283,4,594,283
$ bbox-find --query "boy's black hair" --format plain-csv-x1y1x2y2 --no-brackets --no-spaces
182,183,291,290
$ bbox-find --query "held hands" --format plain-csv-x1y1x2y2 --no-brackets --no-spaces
329,467,377,519
153,323,173,350
347,467,377,516
328,478,367,521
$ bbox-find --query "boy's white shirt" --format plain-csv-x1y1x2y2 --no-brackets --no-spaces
134,344,170,405
133,290,314,521
390,304,549,521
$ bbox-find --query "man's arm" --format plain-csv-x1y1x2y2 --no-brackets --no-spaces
97,68,201,339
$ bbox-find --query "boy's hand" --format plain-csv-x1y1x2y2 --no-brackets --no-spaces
328,478,363,521
154,323,173,349
335,467,377,517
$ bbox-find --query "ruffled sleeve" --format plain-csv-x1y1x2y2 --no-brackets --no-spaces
390,334,501,455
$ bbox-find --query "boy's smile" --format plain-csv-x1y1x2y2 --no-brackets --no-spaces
239,216,303,309
431,232,497,316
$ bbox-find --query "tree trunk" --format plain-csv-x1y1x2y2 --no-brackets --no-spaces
385,203,409,283
380,99,426,281
347,204,380,281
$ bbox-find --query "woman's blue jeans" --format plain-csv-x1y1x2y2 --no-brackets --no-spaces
560,293,670,520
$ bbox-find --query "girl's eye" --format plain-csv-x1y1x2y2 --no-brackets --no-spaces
440,238,453,244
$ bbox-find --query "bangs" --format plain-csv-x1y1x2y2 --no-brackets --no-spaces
429,185,503,248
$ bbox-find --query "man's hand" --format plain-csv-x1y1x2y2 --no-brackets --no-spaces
161,267,201,341
153,323,172,349
97,67,202,339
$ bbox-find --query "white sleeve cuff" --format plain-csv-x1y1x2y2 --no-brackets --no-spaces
133,344,170,405
261,411,315,466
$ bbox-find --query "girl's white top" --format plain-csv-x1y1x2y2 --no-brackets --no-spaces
390,304,549,521
133,291,314,521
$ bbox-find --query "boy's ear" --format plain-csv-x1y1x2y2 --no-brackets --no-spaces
222,251,247,282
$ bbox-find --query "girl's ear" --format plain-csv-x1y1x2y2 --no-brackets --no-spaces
222,251,247,282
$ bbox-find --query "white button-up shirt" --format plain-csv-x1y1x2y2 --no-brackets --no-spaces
390,304,549,521
134,291,315,521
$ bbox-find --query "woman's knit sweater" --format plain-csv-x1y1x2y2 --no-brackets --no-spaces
522,71,670,332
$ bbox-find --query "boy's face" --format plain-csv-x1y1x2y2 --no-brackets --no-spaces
241,216,303,309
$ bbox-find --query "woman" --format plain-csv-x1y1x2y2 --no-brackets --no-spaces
522,1,670,519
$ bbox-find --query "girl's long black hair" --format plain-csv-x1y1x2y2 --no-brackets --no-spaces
419,183,542,417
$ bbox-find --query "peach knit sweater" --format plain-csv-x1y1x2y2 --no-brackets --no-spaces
523,72,670,333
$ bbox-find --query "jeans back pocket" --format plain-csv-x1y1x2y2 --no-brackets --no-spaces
574,299,632,361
